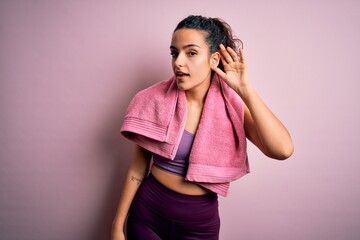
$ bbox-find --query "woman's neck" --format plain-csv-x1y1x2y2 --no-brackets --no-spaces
185,89,208,106
185,74,212,105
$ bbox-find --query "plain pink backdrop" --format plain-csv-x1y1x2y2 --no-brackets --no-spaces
1,0,359,239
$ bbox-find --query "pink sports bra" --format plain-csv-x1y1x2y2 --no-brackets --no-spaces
152,130,195,177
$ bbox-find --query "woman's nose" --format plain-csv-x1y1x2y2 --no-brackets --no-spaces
174,52,185,67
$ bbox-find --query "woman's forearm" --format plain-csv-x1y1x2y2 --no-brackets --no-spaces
112,170,145,228
112,146,151,232
239,85,294,160
214,45,293,160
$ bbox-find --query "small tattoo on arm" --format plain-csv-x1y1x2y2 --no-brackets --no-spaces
131,176,143,185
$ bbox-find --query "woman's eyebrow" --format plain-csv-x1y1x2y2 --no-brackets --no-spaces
170,44,201,50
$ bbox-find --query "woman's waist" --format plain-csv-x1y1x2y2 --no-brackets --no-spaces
151,165,212,196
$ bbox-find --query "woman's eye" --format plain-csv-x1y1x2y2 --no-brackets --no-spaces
188,52,197,56
170,52,178,57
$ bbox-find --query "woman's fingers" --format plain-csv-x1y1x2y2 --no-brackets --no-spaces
219,44,238,63
219,53,227,66
213,66,227,80
228,47,239,62
238,47,246,64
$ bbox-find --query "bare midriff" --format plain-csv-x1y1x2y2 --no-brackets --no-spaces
151,165,212,195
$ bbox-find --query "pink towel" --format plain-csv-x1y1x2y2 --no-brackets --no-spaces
121,73,249,196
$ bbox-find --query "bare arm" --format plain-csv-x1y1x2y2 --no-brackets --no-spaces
242,88,293,160
214,44,294,160
111,145,152,239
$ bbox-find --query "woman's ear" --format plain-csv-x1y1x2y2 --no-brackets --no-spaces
210,52,220,70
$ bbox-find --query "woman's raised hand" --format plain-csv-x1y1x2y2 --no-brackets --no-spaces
214,44,250,97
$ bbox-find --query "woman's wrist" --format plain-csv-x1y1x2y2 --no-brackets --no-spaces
235,83,256,103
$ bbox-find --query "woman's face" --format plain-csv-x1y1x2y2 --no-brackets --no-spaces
170,28,218,92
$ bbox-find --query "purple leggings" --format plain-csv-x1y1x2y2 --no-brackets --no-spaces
126,174,220,240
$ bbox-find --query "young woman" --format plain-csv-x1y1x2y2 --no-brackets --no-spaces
112,15,294,240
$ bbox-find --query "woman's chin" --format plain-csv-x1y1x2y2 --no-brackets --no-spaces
176,82,189,91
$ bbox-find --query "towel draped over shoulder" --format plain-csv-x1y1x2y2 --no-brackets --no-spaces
121,73,249,196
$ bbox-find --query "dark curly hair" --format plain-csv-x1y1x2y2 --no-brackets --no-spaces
174,15,243,71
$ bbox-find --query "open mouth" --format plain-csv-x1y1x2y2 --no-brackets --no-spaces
176,72,190,77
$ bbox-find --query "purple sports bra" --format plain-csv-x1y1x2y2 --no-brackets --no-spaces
153,130,195,177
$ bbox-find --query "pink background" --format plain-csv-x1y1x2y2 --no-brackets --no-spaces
1,0,359,239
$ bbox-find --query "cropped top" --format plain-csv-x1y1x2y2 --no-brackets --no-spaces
153,130,195,176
